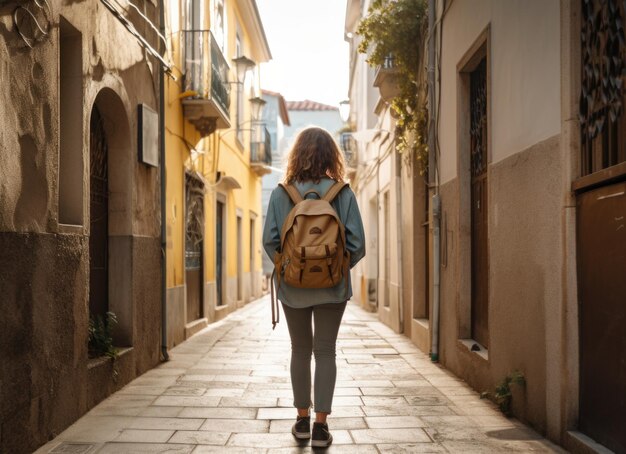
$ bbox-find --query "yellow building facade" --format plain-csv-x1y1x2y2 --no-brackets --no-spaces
164,0,271,347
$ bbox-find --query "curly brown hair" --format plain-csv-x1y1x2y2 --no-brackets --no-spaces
284,127,345,184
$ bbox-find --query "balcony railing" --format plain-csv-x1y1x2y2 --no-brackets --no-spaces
250,126,272,175
374,54,401,102
340,132,358,175
181,30,231,136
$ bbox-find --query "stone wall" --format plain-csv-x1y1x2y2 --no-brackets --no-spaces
0,2,163,451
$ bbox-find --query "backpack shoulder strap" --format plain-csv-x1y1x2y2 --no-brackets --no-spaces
278,183,303,204
323,181,348,202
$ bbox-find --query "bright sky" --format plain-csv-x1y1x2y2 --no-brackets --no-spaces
256,0,349,107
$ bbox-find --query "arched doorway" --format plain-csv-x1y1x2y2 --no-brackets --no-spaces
88,87,133,346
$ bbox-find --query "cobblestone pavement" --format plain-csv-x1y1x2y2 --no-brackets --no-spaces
36,296,566,454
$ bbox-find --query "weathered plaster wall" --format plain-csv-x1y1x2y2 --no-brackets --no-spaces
438,135,562,435
131,236,162,371
0,233,87,453
167,285,186,348
0,2,163,452
0,12,57,233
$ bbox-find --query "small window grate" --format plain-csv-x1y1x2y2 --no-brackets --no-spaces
580,0,626,176
470,57,487,178
89,106,108,206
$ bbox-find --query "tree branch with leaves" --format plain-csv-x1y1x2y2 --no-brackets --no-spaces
356,0,429,174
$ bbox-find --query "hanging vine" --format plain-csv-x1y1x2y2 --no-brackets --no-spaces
356,0,429,174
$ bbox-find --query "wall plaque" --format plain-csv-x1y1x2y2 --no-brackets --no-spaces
138,103,159,167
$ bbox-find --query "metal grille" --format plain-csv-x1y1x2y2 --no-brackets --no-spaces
580,0,626,175
185,173,204,270
340,132,358,168
182,29,231,116
90,107,108,207
250,126,272,166
470,58,487,178
89,105,109,318
470,56,489,348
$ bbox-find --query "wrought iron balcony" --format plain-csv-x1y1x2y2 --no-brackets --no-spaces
340,132,358,178
374,55,401,102
181,30,231,137
250,126,272,176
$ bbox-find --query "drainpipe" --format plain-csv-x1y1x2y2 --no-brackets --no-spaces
158,0,169,361
396,148,404,333
430,194,441,361
375,148,381,313
427,0,440,362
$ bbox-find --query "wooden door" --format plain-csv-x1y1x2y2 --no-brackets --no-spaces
185,174,203,322
216,200,224,306
577,181,626,453
237,216,242,301
89,106,108,318
577,1,626,450
470,57,489,348
250,218,255,298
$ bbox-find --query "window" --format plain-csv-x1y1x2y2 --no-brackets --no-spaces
213,0,226,52
186,0,204,30
236,32,244,144
579,0,626,176
59,17,83,226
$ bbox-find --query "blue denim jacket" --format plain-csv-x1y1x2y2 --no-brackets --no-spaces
262,178,366,308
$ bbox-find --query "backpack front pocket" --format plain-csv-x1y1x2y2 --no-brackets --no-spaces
283,243,342,288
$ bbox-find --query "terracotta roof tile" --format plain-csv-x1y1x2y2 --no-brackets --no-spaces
285,100,339,111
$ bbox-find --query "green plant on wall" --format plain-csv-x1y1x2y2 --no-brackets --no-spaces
356,0,429,174
481,370,526,416
88,311,118,360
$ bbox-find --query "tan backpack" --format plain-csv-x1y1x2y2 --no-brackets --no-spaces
270,181,350,328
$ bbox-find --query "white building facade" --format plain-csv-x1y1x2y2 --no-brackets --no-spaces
348,0,626,452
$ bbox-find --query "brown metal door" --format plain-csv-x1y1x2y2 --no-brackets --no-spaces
89,106,108,318
185,174,204,323
470,57,489,348
577,1,626,450
577,181,626,453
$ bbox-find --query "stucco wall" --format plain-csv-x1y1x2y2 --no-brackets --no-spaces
0,233,88,453
164,0,267,338
438,0,561,184
438,135,562,435
0,3,162,451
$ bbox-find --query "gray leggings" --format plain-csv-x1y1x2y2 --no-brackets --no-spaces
281,301,347,414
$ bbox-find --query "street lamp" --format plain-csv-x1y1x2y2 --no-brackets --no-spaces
248,96,266,144
249,96,267,122
231,55,255,139
339,99,350,123
232,55,255,85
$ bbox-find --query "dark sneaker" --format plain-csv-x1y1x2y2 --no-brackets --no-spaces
311,422,333,448
291,415,311,439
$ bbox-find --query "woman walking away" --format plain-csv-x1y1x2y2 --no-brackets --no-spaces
262,127,366,448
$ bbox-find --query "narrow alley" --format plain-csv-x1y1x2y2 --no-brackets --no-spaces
36,297,564,454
